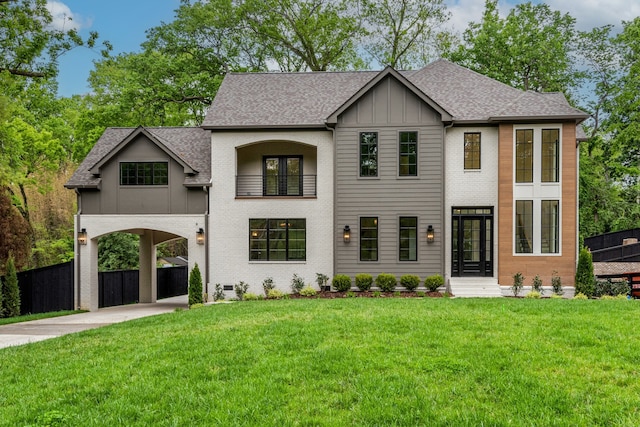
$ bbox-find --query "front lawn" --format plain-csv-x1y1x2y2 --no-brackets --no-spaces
1,298,639,426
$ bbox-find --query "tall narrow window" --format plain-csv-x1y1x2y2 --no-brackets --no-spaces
399,131,418,176
464,132,481,170
360,132,378,177
360,217,378,261
120,162,168,186
515,200,533,253
249,219,306,261
541,129,559,182
263,156,302,196
541,200,559,253
399,217,417,261
515,129,533,183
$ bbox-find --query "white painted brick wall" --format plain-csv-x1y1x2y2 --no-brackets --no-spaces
444,126,499,279
210,130,334,296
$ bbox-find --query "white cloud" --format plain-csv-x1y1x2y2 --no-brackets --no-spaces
45,1,92,32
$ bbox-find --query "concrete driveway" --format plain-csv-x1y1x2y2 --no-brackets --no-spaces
0,295,188,349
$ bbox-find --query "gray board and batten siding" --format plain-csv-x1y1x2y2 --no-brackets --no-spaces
334,75,444,279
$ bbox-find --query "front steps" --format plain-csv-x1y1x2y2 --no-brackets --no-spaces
448,277,503,298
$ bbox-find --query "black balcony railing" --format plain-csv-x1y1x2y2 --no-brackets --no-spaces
236,174,317,197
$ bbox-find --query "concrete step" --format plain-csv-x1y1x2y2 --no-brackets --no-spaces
449,277,503,298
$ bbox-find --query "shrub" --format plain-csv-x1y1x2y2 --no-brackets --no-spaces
373,290,382,297
291,274,305,294
332,274,352,292
234,281,249,300
393,291,401,297
376,273,397,292
616,293,629,300
400,274,420,291
532,275,543,295
416,291,426,298
267,289,284,299
188,263,203,307
550,293,563,299
525,291,541,299
355,273,373,291
600,295,615,300
2,256,20,317
574,292,588,300
316,273,330,291
262,277,275,296
213,283,225,301
575,247,595,298
189,303,204,309
595,279,629,298
551,270,563,295
424,274,444,292
300,285,318,297
511,272,524,297
346,291,356,298
243,292,259,301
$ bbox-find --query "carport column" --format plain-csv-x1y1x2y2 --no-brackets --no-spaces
79,235,99,311
139,230,157,303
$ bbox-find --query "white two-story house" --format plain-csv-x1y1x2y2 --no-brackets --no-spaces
67,59,588,310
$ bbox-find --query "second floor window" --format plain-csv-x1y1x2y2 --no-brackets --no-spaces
542,129,559,182
399,131,418,176
263,156,302,196
360,132,378,177
515,129,533,183
120,162,168,186
464,132,481,170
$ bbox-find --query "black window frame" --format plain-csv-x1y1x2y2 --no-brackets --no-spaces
399,216,418,261
360,217,378,261
399,131,418,176
119,162,169,186
262,155,303,196
464,132,481,170
359,132,378,177
249,218,306,261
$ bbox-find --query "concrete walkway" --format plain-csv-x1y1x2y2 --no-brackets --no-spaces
0,295,188,349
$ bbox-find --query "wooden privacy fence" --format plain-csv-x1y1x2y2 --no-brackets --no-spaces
10,262,188,314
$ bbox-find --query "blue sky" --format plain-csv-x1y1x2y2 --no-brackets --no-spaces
51,0,637,98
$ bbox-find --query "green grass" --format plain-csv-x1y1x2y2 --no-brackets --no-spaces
0,310,83,326
1,298,640,426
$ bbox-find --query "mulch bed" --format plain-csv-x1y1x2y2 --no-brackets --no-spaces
288,290,447,299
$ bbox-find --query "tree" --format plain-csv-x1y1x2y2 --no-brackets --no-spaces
2,255,21,317
575,247,595,298
98,233,140,272
449,0,579,96
0,191,30,272
361,0,451,69
188,263,203,306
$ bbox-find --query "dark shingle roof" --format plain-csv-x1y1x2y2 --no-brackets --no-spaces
203,59,588,127
65,127,211,189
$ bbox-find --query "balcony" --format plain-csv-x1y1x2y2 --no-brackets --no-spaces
236,174,317,198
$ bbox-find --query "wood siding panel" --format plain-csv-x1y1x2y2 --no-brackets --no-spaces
335,79,444,280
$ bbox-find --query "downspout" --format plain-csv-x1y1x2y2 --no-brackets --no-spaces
325,123,337,280
442,121,454,294
204,184,211,295
74,189,82,310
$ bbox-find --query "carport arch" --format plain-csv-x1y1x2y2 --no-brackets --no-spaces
74,214,208,311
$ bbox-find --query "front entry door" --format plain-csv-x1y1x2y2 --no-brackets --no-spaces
452,208,493,276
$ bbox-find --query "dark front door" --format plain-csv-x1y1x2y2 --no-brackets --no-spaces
452,208,493,277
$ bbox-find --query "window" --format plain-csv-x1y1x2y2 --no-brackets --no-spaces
515,129,533,183
541,129,559,182
399,131,418,176
515,200,533,253
464,132,481,169
263,156,302,196
120,162,168,186
399,217,417,261
360,217,378,261
249,219,306,261
541,200,559,253
360,132,378,177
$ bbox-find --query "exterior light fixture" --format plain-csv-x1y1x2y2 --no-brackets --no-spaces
426,225,435,243
196,228,205,245
343,225,351,243
77,228,88,245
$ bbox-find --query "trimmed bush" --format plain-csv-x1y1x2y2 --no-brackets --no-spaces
525,291,541,299
355,273,373,291
262,277,275,296
575,247,595,298
267,289,284,299
188,263,204,307
551,271,563,295
595,279,629,298
316,273,330,291
332,274,352,292
2,256,20,317
243,292,259,301
300,285,318,297
424,274,444,292
400,274,420,291
291,274,305,294
574,292,588,300
376,273,397,292
234,281,249,300
532,275,543,295
512,272,524,297
189,303,204,309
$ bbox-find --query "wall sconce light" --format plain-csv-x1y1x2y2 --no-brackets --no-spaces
426,225,435,243
77,228,88,245
196,228,205,245
343,225,351,243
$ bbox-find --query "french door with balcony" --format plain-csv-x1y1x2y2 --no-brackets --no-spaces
263,156,302,196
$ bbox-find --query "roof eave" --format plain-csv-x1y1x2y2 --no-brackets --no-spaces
204,124,329,131
488,114,591,123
